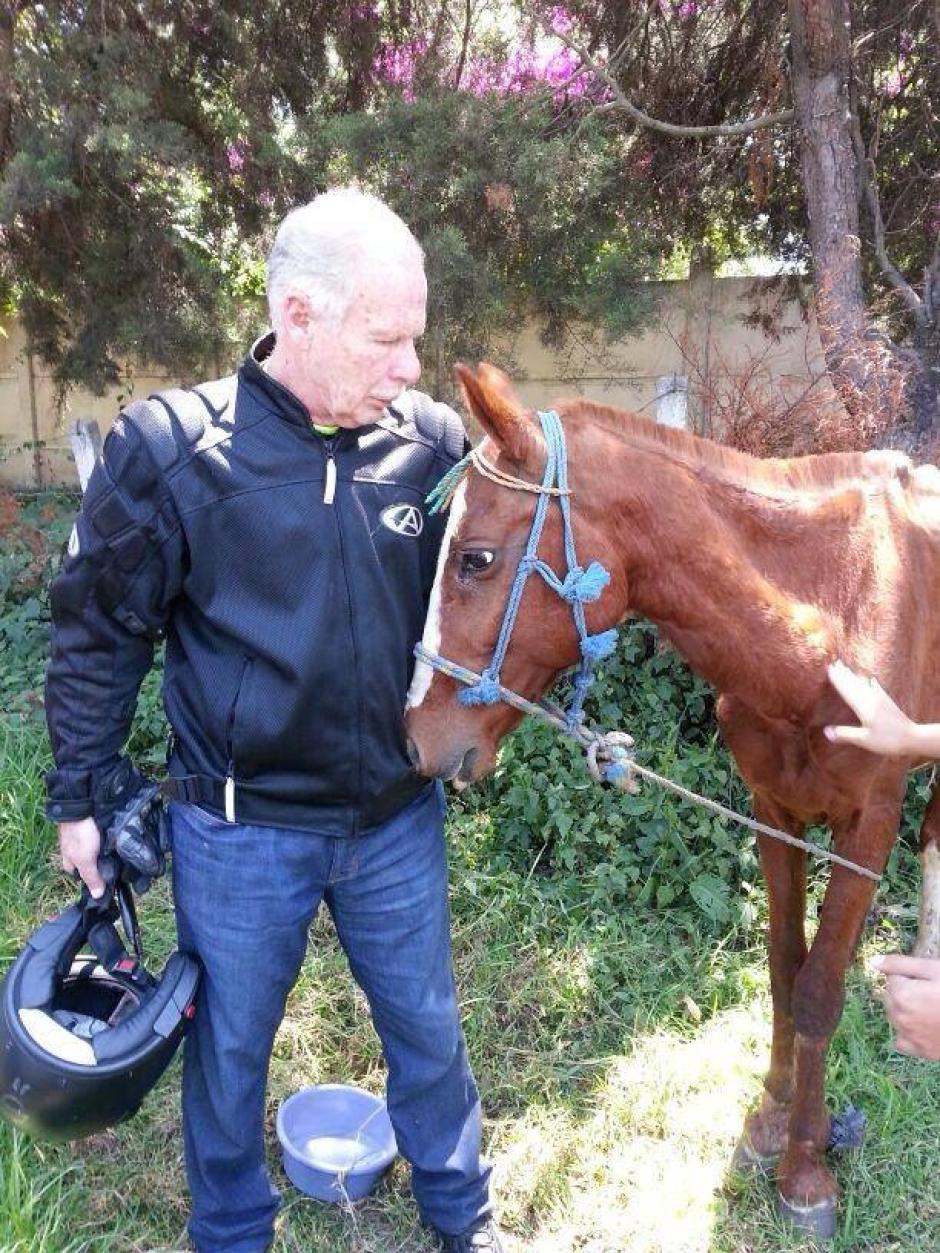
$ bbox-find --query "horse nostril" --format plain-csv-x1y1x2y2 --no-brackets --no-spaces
406,736,422,771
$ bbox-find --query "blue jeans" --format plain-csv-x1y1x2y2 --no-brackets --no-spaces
168,783,491,1253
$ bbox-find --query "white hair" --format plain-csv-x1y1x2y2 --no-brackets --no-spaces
266,186,424,330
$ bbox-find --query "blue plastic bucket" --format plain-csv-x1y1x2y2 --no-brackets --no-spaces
276,1084,398,1202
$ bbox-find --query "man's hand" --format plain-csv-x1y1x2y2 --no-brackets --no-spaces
58,817,106,899
871,954,940,1062
824,660,919,755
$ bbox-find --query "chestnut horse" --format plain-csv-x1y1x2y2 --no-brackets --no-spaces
405,363,940,1238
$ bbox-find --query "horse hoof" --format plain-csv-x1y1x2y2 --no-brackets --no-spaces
731,1136,779,1174
775,1190,837,1239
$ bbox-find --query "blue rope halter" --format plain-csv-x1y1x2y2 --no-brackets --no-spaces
419,409,618,733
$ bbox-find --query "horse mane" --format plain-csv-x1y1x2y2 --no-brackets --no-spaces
559,398,911,499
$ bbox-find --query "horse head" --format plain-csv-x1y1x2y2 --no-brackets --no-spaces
405,362,628,783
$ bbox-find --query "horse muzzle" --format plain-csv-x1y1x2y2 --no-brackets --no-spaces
405,728,482,786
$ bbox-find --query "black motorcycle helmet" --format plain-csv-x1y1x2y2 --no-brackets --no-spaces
0,887,200,1140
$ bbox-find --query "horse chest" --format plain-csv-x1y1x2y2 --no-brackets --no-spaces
715,695,847,823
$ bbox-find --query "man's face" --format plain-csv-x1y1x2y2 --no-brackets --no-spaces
304,251,427,428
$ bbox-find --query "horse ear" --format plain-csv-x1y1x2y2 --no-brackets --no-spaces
455,362,544,469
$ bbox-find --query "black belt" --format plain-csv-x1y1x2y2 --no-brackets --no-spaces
162,774,222,808
161,771,429,836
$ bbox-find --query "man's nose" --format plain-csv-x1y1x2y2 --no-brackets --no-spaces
394,341,421,387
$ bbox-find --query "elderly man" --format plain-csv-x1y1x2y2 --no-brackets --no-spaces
45,188,503,1253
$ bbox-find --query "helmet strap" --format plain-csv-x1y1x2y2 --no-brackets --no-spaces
80,888,155,993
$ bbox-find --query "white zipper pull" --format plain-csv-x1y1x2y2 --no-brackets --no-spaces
323,455,337,505
224,774,236,823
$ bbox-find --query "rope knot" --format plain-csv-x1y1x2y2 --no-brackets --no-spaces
586,731,639,793
458,673,503,706
560,561,611,604
581,628,619,662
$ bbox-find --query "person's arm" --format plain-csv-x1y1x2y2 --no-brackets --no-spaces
826,663,940,1059
45,412,186,894
871,954,940,1061
824,659,940,756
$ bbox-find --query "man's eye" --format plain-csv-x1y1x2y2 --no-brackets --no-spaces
458,550,496,579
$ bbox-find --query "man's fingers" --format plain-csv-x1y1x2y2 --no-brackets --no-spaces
72,857,106,898
827,660,874,719
79,866,106,899
827,658,857,699
58,818,104,898
824,724,870,745
871,954,940,981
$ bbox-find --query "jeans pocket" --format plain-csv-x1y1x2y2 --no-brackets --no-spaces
169,800,230,839
192,803,229,827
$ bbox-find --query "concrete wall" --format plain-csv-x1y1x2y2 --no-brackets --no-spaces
0,271,826,489
495,270,827,428
0,320,174,489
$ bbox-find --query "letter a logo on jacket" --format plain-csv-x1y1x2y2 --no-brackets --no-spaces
380,504,424,537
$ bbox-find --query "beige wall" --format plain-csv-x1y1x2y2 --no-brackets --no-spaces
0,272,825,489
494,271,827,426
0,320,176,489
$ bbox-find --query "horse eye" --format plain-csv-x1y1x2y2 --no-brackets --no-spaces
458,550,496,579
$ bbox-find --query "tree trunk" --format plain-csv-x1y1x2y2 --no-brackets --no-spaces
788,1,868,400
789,0,938,440
910,323,940,436
0,4,16,171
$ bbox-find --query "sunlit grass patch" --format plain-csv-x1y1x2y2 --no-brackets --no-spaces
485,995,769,1252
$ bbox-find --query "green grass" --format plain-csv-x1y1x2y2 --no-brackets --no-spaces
2,715,938,1253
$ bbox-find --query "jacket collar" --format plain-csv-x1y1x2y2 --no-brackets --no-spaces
240,330,333,433
240,332,407,445
240,332,313,430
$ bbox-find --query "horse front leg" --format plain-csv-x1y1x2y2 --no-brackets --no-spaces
914,786,940,958
736,797,808,1169
776,802,900,1239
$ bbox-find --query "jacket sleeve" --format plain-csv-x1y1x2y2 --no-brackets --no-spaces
44,411,187,824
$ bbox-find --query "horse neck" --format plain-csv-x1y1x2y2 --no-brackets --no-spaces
594,443,837,716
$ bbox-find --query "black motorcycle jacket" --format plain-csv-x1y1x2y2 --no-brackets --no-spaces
44,333,467,837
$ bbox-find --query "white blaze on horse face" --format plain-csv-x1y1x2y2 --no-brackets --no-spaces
406,479,468,710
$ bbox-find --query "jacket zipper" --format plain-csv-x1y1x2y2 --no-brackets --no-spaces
323,436,337,504
319,434,363,833
224,656,252,822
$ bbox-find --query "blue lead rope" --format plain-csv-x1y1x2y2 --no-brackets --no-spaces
431,410,618,732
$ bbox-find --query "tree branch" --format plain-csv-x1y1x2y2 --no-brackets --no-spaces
0,1,29,171
534,10,794,139
849,101,925,323
925,230,940,326
453,0,472,90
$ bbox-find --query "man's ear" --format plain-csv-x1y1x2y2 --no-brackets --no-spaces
455,362,545,471
279,289,316,343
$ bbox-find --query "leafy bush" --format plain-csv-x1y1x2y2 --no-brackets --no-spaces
458,621,761,933
460,619,925,934
0,490,76,717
